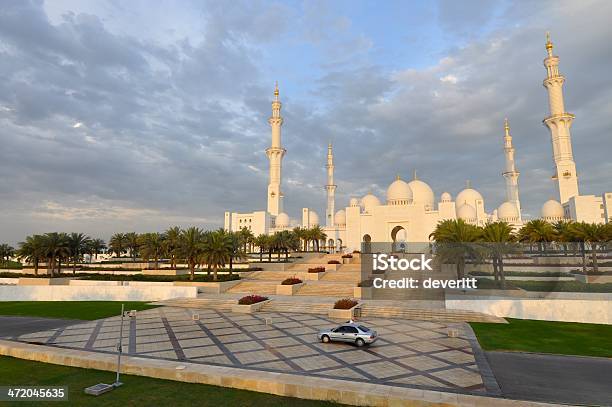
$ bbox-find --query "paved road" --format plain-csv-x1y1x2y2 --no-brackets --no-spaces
0,316,83,338
487,351,612,406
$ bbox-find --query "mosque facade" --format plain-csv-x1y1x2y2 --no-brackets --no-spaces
224,35,611,252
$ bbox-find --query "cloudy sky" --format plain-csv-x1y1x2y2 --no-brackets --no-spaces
0,0,610,244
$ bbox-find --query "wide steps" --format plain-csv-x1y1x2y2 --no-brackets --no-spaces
226,281,278,295
320,272,362,283
360,305,505,323
260,301,332,314
153,298,236,311
249,271,297,280
296,283,355,297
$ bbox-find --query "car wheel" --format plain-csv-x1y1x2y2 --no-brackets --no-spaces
321,335,330,343
355,338,365,347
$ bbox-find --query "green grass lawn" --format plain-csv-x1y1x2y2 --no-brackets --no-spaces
475,278,612,292
0,356,339,407
0,301,158,320
471,318,612,358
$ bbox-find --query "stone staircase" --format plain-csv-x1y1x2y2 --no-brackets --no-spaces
295,282,355,297
248,271,297,280
320,271,362,283
359,304,506,323
259,300,333,315
226,281,278,295
153,297,237,311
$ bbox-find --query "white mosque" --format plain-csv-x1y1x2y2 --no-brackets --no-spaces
224,35,611,252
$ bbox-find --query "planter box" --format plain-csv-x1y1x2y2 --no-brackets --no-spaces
353,286,372,299
304,272,325,281
328,303,360,320
18,277,71,286
231,299,271,314
174,280,241,293
276,283,304,296
142,269,189,276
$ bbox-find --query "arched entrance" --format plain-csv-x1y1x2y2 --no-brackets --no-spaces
328,239,335,252
391,226,407,252
362,234,372,253
336,239,343,253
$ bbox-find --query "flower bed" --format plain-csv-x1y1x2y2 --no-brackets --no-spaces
238,295,269,305
334,298,359,309
327,260,340,264
352,250,360,254
341,254,353,259
281,277,302,285
307,267,325,273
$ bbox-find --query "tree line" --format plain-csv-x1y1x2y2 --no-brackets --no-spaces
3,226,329,281
430,219,612,289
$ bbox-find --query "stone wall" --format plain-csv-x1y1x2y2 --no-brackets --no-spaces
0,285,197,301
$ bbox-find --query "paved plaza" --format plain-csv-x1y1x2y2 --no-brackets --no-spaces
2,307,492,395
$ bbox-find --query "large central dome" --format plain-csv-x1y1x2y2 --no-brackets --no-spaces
408,179,434,209
386,177,413,205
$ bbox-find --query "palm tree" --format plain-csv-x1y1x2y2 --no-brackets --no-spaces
570,222,607,273
309,225,327,252
517,220,557,255
87,238,106,261
164,226,182,270
109,233,127,258
125,232,140,261
0,244,15,264
41,232,70,275
17,235,44,275
254,234,269,262
553,220,575,256
67,233,92,274
239,227,255,254
178,227,205,281
202,230,231,281
430,219,483,279
138,233,165,269
481,221,516,289
226,231,245,275
292,227,306,251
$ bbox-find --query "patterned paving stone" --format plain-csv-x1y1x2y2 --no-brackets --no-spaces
431,367,484,388
292,355,342,371
4,307,491,395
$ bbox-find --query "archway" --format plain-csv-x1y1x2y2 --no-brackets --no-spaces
362,234,372,253
391,226,407,252
328,239,335,252
336,239,343,253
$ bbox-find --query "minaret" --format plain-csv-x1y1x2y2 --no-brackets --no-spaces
502,118,522,219
266,83,286,216
542,33,579,204
325,142,336,227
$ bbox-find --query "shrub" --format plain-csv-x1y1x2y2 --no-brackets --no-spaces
327,260,340,264
334,298,359,309
341,254,353,259
281,277,302,285
238,295,269,305
307,266,325,273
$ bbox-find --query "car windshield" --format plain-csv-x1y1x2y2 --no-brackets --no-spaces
358,325,370,332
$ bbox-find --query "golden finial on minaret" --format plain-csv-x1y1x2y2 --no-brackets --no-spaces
274,81,279,101
396,174,401,181
545,32,553,57
504,117,510,136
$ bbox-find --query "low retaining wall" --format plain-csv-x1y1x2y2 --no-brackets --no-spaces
0,285,197,301
0,340,555,407
446,291,612,324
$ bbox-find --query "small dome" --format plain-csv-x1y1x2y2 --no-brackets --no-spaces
457,202,477,221
386,178,413,205
456,188,483,207
361,193,381,213
542,199,564,220
408,179,434,209
309,211,319,226
498,201,519,221
440,192,452,202
276,212,289,228
349,198,360,207
335,210,346,226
